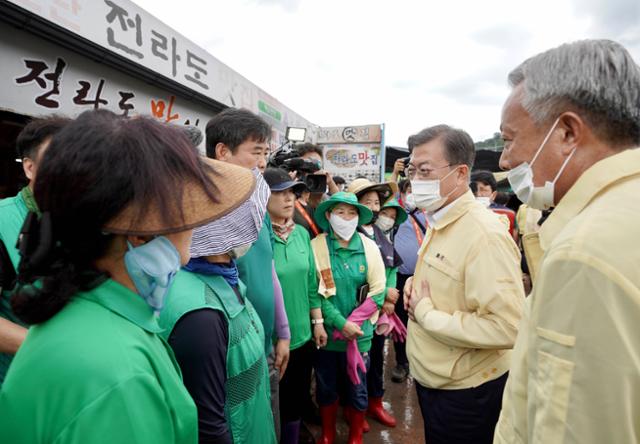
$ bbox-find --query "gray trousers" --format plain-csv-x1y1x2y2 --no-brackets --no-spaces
267,350,281,441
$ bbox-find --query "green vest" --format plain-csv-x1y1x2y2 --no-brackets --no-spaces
0,279,197,444
160,271,277,444
0,189,29,386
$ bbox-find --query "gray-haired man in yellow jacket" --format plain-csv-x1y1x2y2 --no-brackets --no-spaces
494,39,640,444
403,124,525,444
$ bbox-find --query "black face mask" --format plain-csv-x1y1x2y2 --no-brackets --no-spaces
369,211,380,224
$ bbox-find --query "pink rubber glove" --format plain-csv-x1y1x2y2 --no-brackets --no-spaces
330,331,366,384
347,297,378,325
389,313,408,343
375,313,392,336
332,297,379,341
346,339,366,385
332,298,378,385
375,312,408,342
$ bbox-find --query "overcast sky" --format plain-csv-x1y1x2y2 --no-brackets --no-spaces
135,0,640,147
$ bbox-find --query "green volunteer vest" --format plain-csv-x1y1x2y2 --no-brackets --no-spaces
0,189,29,386
160,271,276,444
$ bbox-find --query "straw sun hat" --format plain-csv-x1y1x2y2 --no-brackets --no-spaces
103,158,256,236
346,178,398,205
314,191,373,232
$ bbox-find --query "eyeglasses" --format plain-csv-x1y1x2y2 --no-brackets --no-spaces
405,163,452,180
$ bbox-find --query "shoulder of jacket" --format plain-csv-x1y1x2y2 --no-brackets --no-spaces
0,195,18,209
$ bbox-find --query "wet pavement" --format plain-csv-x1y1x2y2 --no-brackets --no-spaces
306,339,425,444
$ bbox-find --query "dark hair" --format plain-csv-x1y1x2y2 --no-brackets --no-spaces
407,135,418,151
333,176,345,185
205,108,271,159
16,115,71,160
470,170,497,191
407,124,476,169
398,178,411,193
295,143,323,158
12,110,217,325
494,191,510,206
181,125,204,148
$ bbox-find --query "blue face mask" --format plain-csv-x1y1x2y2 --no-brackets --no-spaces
124,236,181,314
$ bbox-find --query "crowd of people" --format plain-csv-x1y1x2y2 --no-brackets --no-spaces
0,38,638,444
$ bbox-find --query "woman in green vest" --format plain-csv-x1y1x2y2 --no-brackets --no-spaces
159,170,277,444
310,192,387,444
262,168,327,444
0,110,254,444
346,179,405,430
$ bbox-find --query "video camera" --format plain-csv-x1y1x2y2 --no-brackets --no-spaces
268,128,327,193
269,148,321,174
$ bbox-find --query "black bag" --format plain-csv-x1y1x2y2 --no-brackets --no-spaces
356,283,369,305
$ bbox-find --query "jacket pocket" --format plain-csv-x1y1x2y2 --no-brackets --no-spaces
424,255,462,282
423,254,464,312
533,350,575,444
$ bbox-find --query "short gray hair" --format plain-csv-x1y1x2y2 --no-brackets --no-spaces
509,39,640,146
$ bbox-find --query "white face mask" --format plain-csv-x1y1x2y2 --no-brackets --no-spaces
375,214,396,232
404,193,417,211
329,213,358,241
411,167,458,213
507,118,576,210
229,243,252,259
476,196,492,207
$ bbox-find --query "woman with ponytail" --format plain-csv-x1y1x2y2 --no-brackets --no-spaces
0,110,256,444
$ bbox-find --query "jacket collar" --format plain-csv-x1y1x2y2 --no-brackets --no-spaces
430,190,476,231
539,148,640,250
77,279,163,333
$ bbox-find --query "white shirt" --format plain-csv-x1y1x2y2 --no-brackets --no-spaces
425,199,457,227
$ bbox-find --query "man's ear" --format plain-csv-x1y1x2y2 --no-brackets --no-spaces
215,143,231,160
22,158,35,181
457,165,470,184
558,112,585,155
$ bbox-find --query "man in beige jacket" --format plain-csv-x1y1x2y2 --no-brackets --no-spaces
403,125,525,444
494,39,640,444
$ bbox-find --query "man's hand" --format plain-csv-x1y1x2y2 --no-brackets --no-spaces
403,276,414,310
313,323,328,348
317,169,340,195
386,287,400,304
391,158,406,182
341,321,364,341
393,158,406,175
408,278,432,322
382,301,395,316
274,338,290,380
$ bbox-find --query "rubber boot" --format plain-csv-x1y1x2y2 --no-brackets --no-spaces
281,420,301,444
316,401,338,444
344,405,370,433
346,409,366,444
367,396,397,427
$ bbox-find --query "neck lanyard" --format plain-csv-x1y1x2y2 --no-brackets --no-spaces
409,213,425,246
295,200,320,236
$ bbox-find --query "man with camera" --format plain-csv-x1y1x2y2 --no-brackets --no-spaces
278,143,340,239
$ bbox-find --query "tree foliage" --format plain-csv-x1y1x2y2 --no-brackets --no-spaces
474,132,504,151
